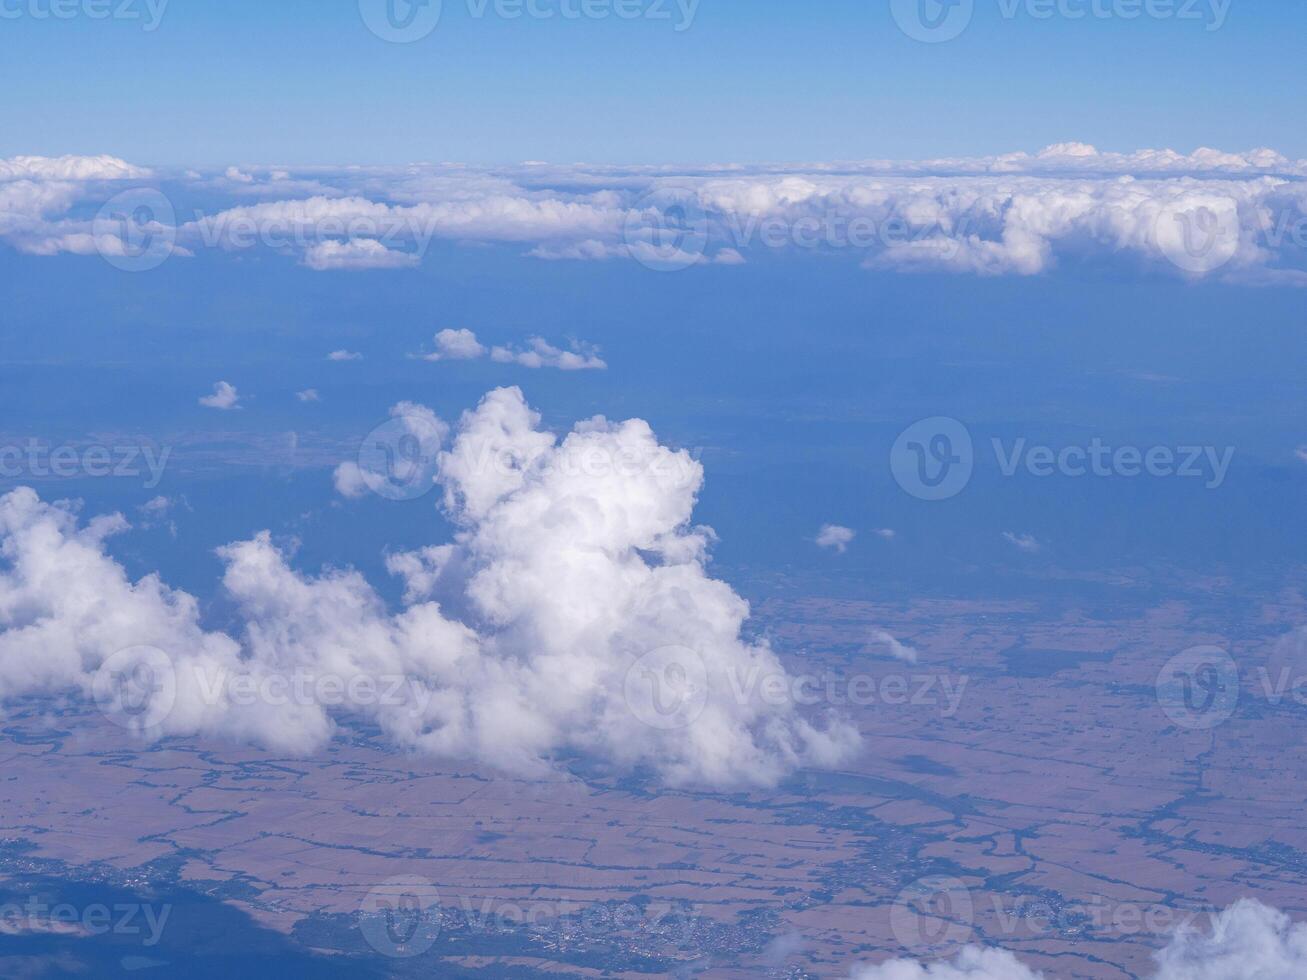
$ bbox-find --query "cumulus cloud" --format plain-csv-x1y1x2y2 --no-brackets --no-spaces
302,238,419,271
415,329,604,369
138,496,172,516
331,465,370,501
422,328,488,362
198,381,240,410
851,900,1307,980
332,401,448,501
296,388,321,403
1153,899,1307,979
869,629,918,665
489,337,607,371
327,349,363,361
0,489,319,750
0,388,854,786
816,524,856,553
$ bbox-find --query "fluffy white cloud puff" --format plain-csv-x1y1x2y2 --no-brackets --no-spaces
0,388,858,788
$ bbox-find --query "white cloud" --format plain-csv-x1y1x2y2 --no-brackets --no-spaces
302,238,419,271
423,328,487,362
869,629,918,665
489,337,607,371
199,381,240,411
138,496,172,515
136,495,178,537
0,389,858,788
327,349,363,361
1002,531,1042,554
416,329,603,369
850,900,1307,980
331,462,370,500
296,389,321,403
0,488,321,750
6,149,1306,284
850,947,1044,979
0,154,149,182
1154,900,1307,980
332,401,448,501
762,931,807,967
0,155,168,261
873,528,897,540
691,171,1307,283
816,524,855,553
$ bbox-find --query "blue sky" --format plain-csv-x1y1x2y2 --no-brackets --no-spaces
2,0,1303,165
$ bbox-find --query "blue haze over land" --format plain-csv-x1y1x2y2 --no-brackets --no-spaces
3,241,1304,609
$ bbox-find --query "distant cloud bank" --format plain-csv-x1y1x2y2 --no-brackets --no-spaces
2,145,1305,284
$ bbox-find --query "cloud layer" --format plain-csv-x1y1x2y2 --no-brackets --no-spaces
3,146,1304,284
0,388,857,787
